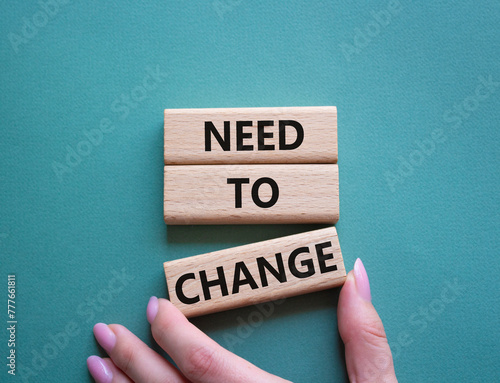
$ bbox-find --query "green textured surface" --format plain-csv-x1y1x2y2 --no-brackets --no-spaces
1,1,499,382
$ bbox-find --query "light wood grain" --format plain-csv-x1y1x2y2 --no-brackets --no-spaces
164,106,337,164
164,164,339,225
164,227,345,317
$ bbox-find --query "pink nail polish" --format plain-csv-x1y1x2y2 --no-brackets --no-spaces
93,323,116,353
147,296,159,324
353,258,372,302
87,356,112,383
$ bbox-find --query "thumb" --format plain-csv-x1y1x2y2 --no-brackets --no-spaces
338,258,397,383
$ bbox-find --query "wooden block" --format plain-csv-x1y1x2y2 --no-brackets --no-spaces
164,227,346,317
164,106,337,164
164,164,339,225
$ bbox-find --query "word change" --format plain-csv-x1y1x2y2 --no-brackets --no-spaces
164,227,346,317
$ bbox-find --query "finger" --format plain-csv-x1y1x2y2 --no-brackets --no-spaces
93,322,189,383
148,297,291,383
338,258,398,383
87,356,133,383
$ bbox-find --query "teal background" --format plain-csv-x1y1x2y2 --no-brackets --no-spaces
1,0,499,382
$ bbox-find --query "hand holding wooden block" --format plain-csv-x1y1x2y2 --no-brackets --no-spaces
164,227,346,317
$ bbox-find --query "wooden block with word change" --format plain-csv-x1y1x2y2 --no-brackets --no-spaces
164,164,339,225
164,227,345,317
164,106,337,165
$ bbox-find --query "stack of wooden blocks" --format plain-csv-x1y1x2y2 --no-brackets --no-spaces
163,107,346,317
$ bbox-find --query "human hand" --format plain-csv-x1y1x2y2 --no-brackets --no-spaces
87,258,397,382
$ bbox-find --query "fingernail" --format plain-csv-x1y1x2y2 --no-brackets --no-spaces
147,296,159,324
93,323,116,353
353,258,371,302
87,355,112,383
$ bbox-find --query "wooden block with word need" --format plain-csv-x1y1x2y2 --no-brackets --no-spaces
164,226,346,317
164,164,339,225
164,106,337,165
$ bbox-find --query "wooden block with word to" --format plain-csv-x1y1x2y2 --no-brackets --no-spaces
164,164,339,225
164,227,345,317
164,106,337,165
